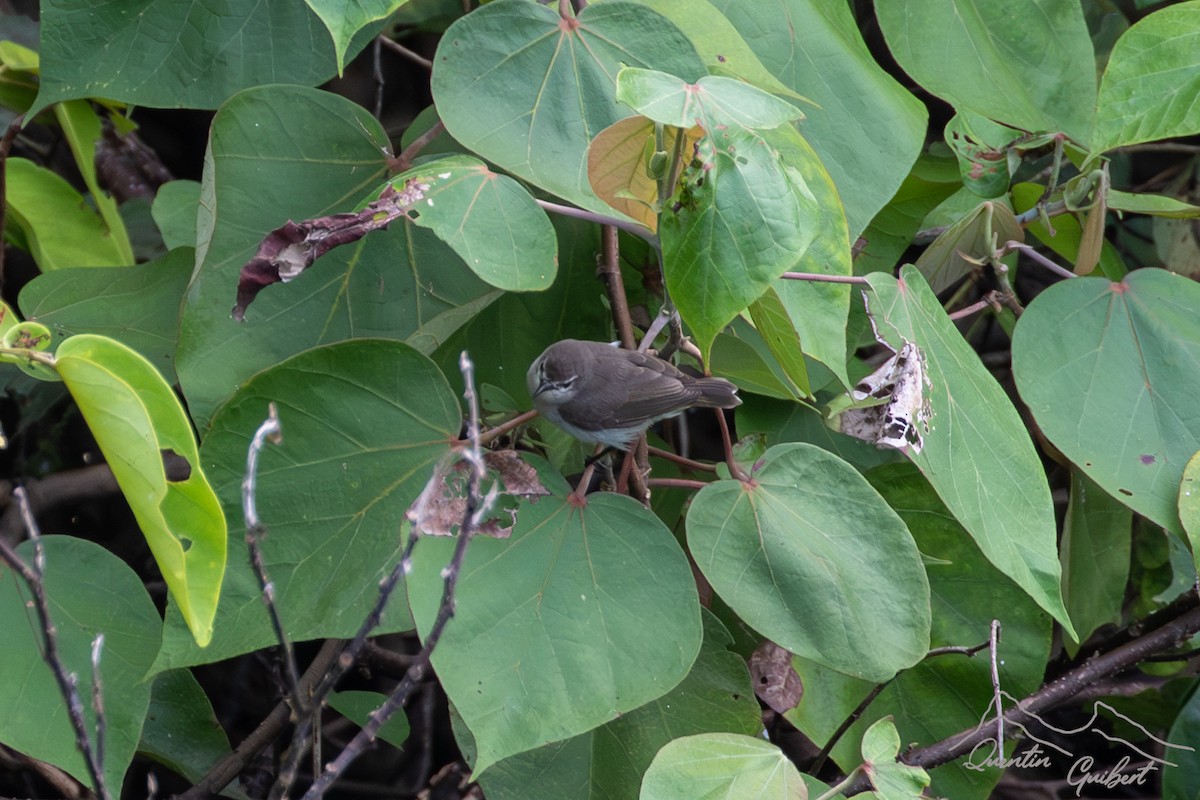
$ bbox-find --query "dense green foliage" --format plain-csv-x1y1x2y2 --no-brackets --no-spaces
3,1,1200,798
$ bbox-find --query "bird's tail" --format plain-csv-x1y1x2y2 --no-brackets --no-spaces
692,378,741,409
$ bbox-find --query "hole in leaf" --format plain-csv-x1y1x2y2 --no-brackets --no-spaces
1118,488,1133,496
179,537,193,552
161,449,192,482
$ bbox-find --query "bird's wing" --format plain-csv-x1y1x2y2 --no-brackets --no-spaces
594,352,701,426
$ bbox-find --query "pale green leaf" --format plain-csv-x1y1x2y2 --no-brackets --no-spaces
639,733,807,800
688,443,931,682
4,158,129,269
1093,2,1200,152
661,123,820,359
616,68,802,130
713,0,926,239
1012,269,1200,535
389,156,557,291
865,267,1073,634
56,335,225,645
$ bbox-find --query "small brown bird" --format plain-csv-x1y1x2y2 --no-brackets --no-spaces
527,339,741,449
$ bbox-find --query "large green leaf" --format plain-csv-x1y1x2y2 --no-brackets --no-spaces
20,248,193,384
639,733,806,800
155,340,457,671
430,0,706,217
475,610,762,800
1093,2,1200,152
1012,268,1200,536
789,462,1051,800
865,267,1073,635
3,158,129,269
687,443,931,682
30,0,380,114
56,334,225,646
660,123,820,359
875,0,1096,144
713,0,927,239
407,463,703,775
390,156,557,291
177,85,496,430
0,536,160,794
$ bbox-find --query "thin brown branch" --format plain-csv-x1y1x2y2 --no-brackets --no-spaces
840,603,1200,795
645,477,708,491
0,489,109,799
378,35,433,71
646,445,717,473
175,638,345,800
300,351,490,798
391,120,446,172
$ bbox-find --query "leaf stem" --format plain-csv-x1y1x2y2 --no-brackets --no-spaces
536,199,658,246
780,271,869,284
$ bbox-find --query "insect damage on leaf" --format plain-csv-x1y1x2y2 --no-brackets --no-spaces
406,450,549,538
829,335,932,455
231,178,433,321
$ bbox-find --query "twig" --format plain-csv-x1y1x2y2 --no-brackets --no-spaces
476,409,538,447
175,638,345,800
811,681,892,775
536,199,658,246
391,120,446,173
242,404,301,712
596,225,650,502
927,639,991,658
990,261,1024,315
599,225,637,350
90,636,106,773
371,38,384,120
1000,240,1076,280
300,352,490,799
780,271,869,285
0,113,25,294
645,477,707,491
646,445,717,473
838,603,1200,795
714,407,748,482
378,35,433,71
988,620,1004,758
946,295,996,321
0,489,109,799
